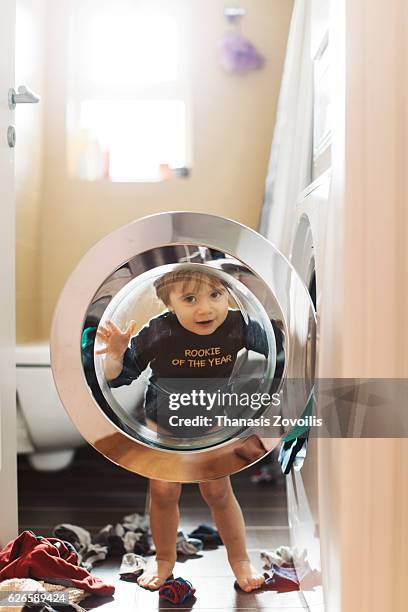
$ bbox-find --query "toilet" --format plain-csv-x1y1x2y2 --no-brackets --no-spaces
16,342,85,471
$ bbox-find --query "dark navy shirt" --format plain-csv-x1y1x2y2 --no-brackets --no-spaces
109,309,268,421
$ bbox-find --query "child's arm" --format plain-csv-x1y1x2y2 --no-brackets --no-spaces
96,320,137,380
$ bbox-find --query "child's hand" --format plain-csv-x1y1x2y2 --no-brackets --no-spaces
95,320,137,359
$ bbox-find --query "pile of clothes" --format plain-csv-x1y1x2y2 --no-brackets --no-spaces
259,546,321,593
53,512,152,572
52,514,222,574
0,520,321,606
0,515,223,608
0,531,115,612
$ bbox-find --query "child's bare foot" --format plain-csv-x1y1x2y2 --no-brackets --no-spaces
230,559,265,592
137,558,175,590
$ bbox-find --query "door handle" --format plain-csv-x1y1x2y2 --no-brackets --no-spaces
8,85,40,110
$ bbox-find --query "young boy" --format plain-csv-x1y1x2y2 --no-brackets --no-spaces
96,268,269,592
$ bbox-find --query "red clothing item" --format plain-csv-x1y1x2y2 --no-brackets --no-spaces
264,564,300,592
0,531,114,597
263,563,321,593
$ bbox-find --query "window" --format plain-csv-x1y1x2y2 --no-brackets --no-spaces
67,1,191,182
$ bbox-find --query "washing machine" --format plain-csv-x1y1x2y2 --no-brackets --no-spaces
286,171,330,611
51,212,316,485
259,1,331,609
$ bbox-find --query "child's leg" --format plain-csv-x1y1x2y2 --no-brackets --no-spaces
138,479,181,590
199,477,264,592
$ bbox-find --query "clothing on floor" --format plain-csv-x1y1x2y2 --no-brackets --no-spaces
0,531,114,597
52,518,221,585
188,524,223,547
159,577,196,605
119,553,146,581
263,565,300,592
92,513,152,556
52,524,108,572
121,513,149,533
259,546,321,593
176,531,203,556
53,512,153,571
260,545,297,568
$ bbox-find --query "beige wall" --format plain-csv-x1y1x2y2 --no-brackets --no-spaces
318,0,408,610
16,0,293,342
15,0,46,342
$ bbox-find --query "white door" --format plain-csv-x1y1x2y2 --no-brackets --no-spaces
0,0,18,545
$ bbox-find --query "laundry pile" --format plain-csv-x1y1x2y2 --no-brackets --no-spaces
0,518,317,605
0,530,114,611
53,512,152,571
54,515,221,601
0,517,223,608
53,516,222,571
259,546,321,593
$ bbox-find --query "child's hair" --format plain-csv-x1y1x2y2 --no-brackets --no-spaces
154,268,226,306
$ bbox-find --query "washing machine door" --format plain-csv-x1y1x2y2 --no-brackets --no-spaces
51,212,316,481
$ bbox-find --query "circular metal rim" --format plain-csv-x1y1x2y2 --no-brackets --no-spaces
50,211,315,482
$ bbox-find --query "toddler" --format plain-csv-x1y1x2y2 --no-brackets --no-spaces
96,268,268,592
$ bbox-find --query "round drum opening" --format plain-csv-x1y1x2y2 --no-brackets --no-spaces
82,250,282,451
51,212,315,481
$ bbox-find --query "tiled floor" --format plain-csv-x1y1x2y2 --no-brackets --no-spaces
85,548,307,611
18,448,309,611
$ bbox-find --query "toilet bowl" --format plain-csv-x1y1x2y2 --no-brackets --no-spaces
16,342,85,471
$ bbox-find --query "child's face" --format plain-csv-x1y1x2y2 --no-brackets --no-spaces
168,281,229,335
